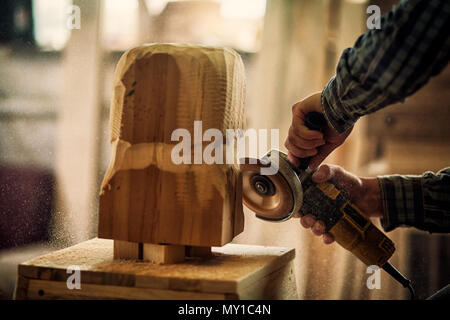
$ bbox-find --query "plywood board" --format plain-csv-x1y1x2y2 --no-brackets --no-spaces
15,238,296,300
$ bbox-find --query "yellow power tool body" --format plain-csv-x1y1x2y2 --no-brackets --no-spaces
242,149,395,267
240,112,414,298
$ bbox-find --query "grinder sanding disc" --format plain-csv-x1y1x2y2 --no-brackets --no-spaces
241,151,302,221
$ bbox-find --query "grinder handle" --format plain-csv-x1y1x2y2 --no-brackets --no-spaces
302,181,396,266
300,112,396,266
298,112,329,171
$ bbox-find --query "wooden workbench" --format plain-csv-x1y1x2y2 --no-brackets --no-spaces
15,238,298,300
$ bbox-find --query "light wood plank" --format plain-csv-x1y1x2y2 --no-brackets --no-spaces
143,243,185,264
186,246,212,258
26,279,226,300
114,240,141,260
17,238,296,297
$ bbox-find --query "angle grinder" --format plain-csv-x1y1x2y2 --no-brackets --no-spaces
240,111,415,299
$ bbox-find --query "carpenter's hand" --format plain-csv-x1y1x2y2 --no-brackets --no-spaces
284,92,353,169
299,164,383,244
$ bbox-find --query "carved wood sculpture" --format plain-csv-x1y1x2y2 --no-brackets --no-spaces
98,44,246,262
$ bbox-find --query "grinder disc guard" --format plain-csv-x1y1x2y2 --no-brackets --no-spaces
240,150,304,221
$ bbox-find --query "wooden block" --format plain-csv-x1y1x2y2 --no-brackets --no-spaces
98,44,246,247
25,280,227,300
143,243,185,264
113,240,141,260
114,240,187,264
186,246,212,258
15,238,297,300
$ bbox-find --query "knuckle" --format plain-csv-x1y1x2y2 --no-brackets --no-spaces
297,150,309,157
289,126,297,137
291,149,302,157
320,164,331,175
288,135,298,146
284,140,291,150
304,139,316,148
292,125,302,135
298,141,311,150
333,165,345,177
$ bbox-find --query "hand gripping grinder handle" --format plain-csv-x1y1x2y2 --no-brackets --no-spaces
240,112,414,298
298,112,396,267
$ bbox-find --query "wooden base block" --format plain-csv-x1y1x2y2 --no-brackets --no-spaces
186,246,212,258
113,241,211,263
15,238,298,300
143,243,185,264
114,240,141,260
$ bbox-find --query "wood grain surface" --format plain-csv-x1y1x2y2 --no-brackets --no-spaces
98,44,246,247
15,238,297,300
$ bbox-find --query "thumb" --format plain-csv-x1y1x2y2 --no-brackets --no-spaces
312,164,332,183
315,165,360,199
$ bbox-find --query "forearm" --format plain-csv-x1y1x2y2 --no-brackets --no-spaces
322,0,450,134
377,168,450,233
359,177,383,219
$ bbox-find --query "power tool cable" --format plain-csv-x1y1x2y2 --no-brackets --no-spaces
382,262,415,300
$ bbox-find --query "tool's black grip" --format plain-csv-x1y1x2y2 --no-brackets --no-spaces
298,112,328,170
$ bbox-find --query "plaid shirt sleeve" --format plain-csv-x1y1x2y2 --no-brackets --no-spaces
319,0,450,233
321,0,450,134
377,168,450,233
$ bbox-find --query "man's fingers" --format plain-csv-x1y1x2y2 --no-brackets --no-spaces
312,220,326,236
300,215,334,244
292,211,301,218
323,233,335,244
312,164,332,183
290,124,324,141
288,126,325,148
284,139,318,158
300,215,316,228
